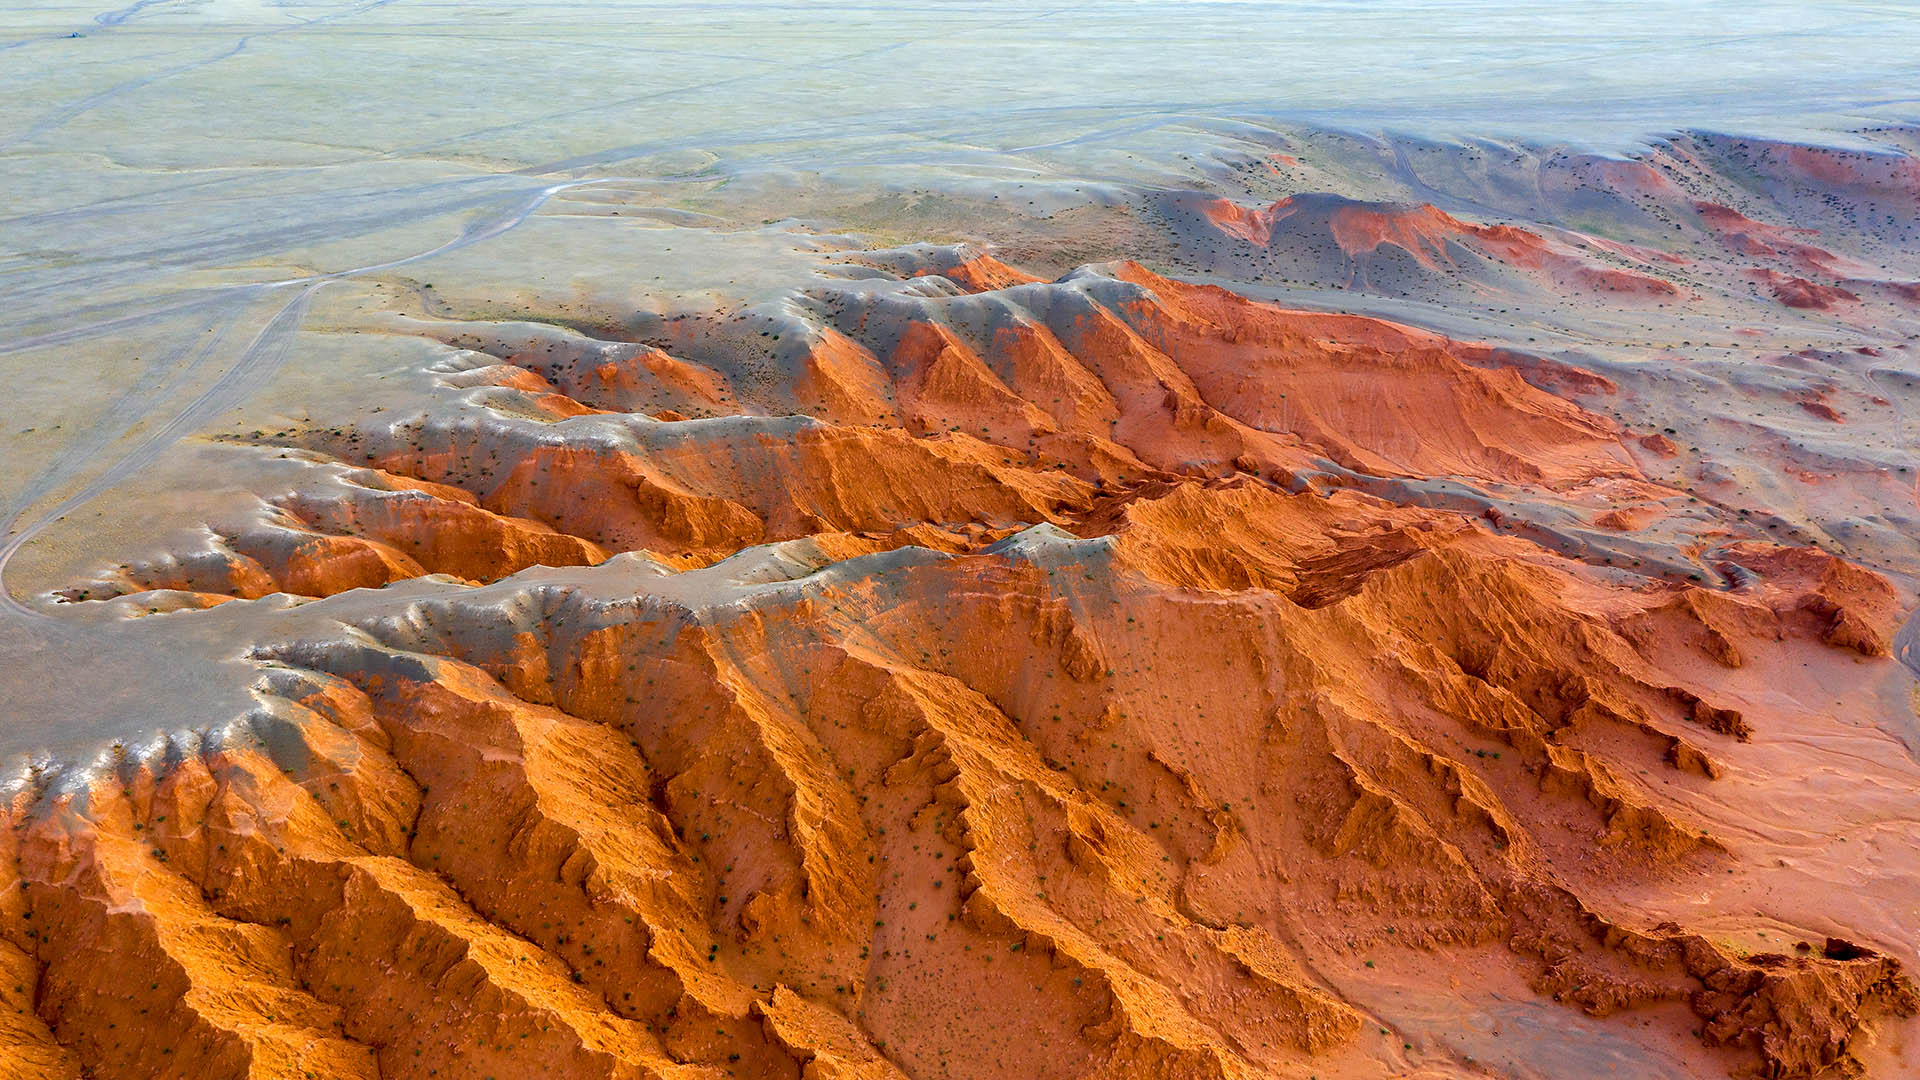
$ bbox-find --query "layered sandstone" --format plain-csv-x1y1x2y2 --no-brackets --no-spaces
11,255,1915,1080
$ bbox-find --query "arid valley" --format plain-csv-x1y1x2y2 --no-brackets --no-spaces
3,3,1920,1078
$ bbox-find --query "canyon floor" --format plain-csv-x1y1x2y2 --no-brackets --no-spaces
4,3,1920,1079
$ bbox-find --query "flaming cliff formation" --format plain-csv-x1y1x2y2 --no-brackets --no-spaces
6,239,1918,1079
6,0,1920,1074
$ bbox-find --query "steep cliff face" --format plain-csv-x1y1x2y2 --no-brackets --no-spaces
11,256,1916,1079
70,259,1655,609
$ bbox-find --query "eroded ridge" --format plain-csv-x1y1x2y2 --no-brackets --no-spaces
70,259,1662,607
13,254,1916,1079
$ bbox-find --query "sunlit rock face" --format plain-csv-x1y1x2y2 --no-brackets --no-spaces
6,248,1918,1079
5,3,1920,1079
